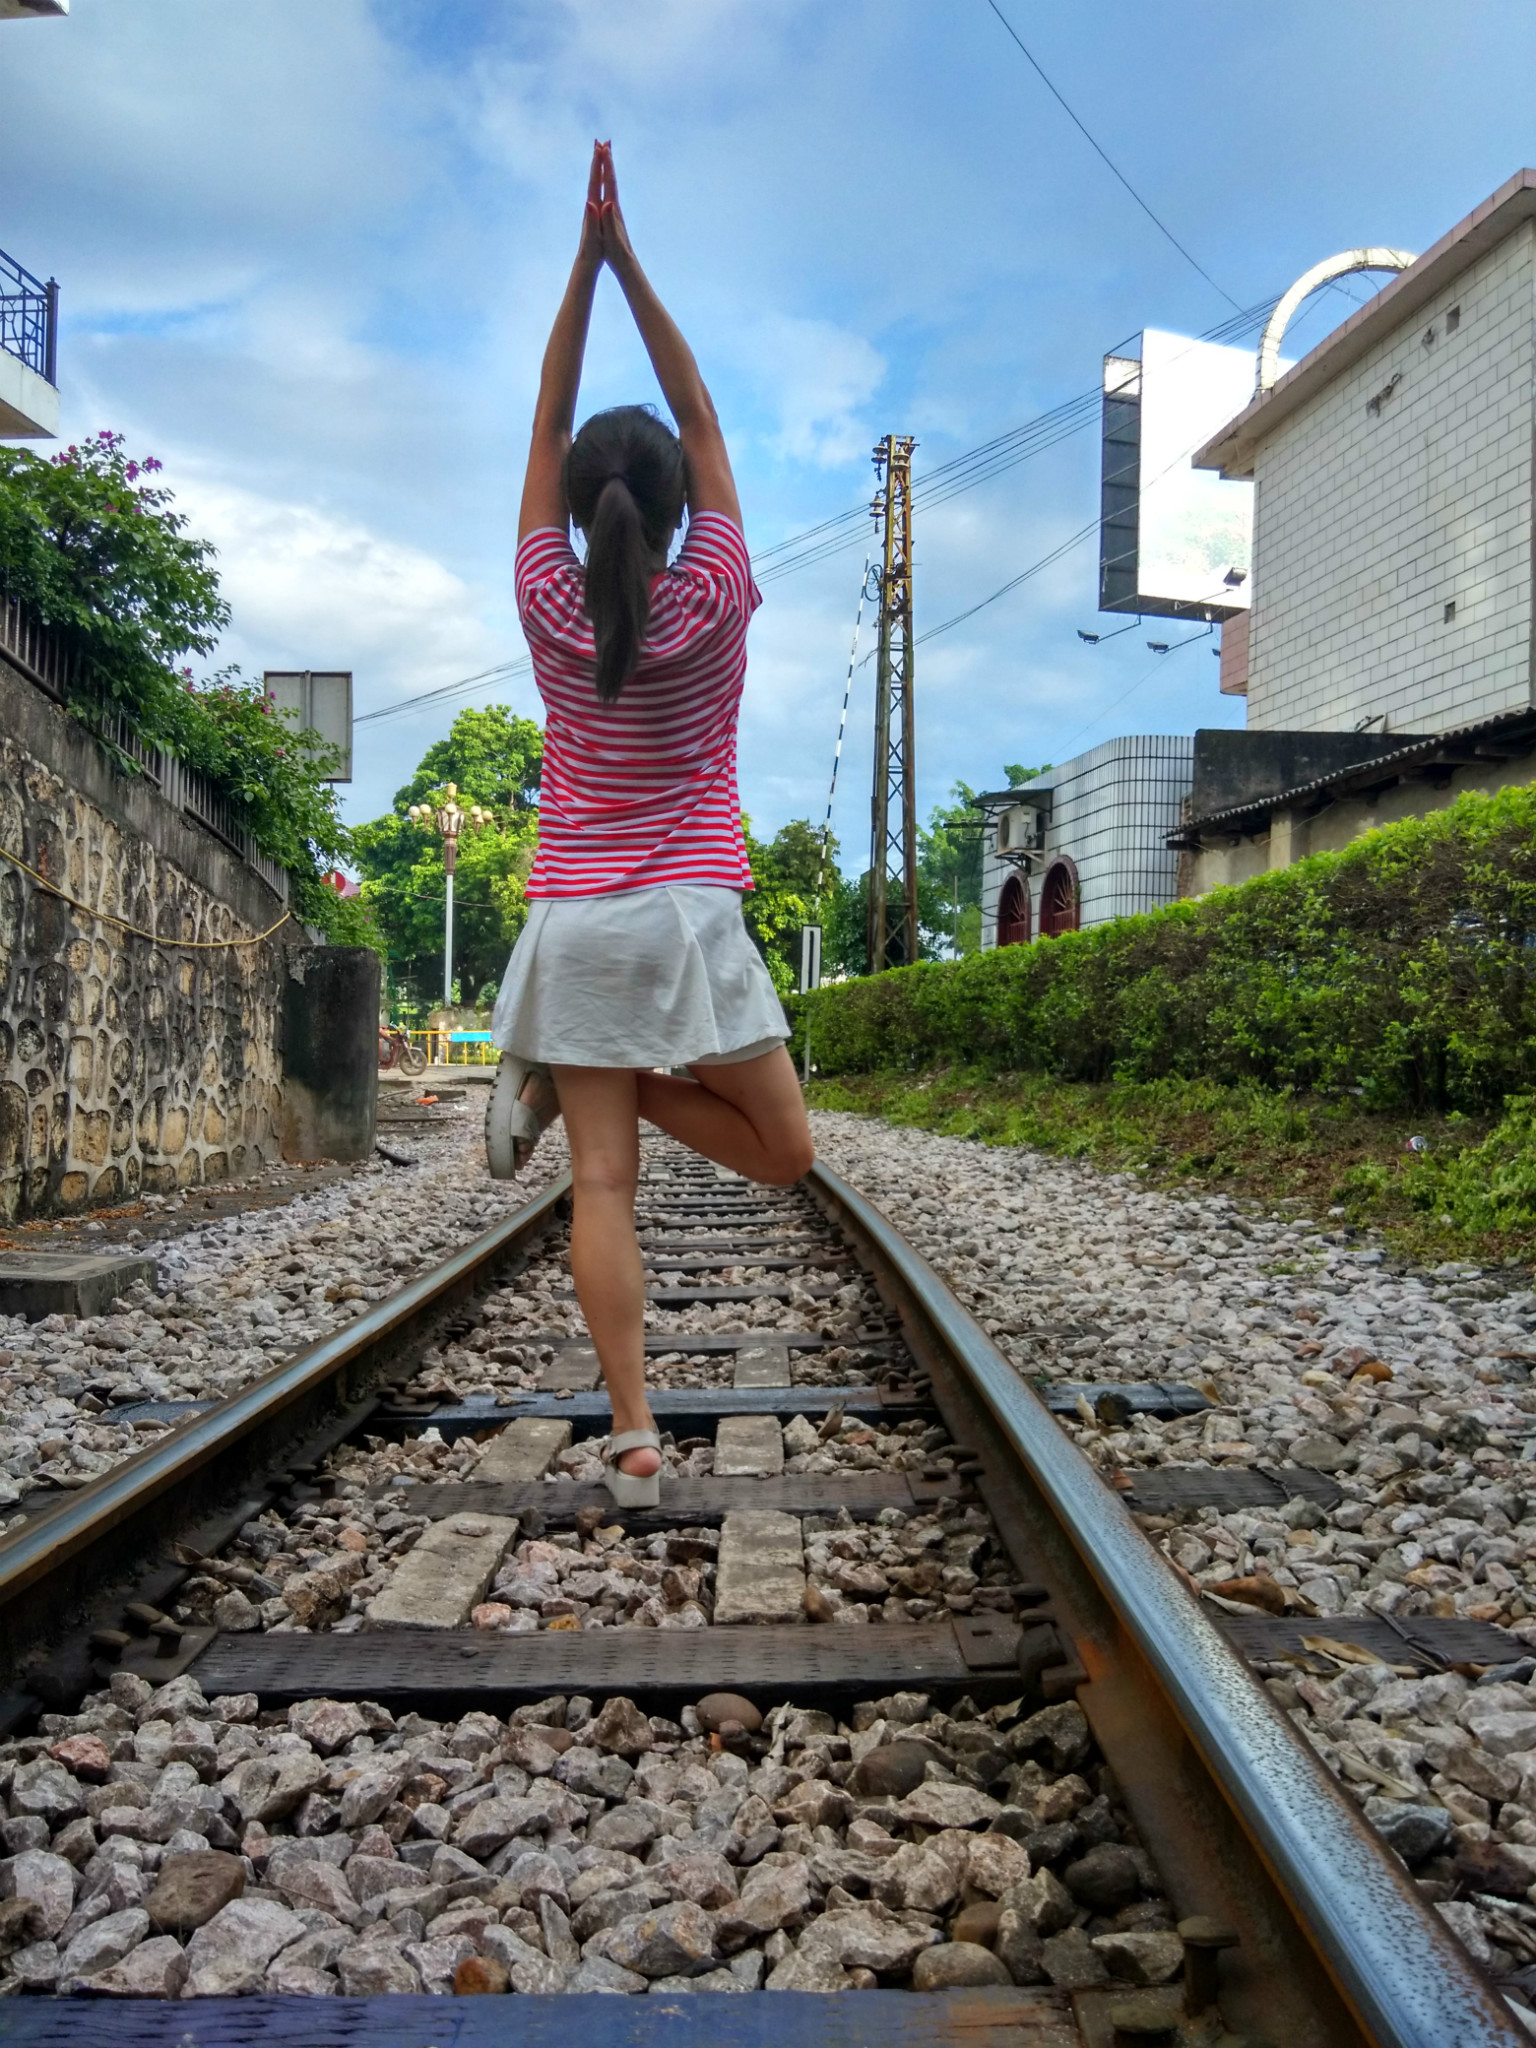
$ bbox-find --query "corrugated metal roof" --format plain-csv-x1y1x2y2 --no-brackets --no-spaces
1175,708,1536,840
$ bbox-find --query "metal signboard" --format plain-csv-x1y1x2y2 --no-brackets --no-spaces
263,670,353,781
799,924,823,995
1099,329,1256,621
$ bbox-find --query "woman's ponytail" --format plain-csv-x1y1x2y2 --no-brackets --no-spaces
584,475,651,705
564,405,687,704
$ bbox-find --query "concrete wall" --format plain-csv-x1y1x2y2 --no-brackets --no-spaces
1247,221,1536,734
1182,759,1536,897
0,655,302,1219
981,734,1193,947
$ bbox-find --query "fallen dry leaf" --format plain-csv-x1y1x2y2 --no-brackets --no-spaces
1300,1634,1389,1667
1208,1576,1288,1615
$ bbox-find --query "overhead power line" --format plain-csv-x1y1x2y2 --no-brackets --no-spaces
355,656,533,728
980,0,1242,314
355,293,1285,727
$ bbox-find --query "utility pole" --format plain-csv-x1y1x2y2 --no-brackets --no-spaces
867,433,918,972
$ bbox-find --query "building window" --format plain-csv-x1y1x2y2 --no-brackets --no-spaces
997,873,1031,947
1039,857,1080,937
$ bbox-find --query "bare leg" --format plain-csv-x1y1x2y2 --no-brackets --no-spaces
549,1066,659,1479
636,1046,815,1186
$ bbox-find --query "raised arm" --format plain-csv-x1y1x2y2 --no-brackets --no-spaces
518,146,605,542
595,145,743,529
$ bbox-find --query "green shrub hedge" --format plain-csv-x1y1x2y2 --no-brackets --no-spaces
793,783,1536,1114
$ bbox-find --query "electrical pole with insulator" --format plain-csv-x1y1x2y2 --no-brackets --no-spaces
867,433,918,973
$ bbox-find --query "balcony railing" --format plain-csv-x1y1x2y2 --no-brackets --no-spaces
0,247,58,386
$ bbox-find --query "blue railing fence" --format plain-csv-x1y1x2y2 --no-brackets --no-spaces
0,247,58,386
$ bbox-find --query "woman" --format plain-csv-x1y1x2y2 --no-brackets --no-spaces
487,142,815,1510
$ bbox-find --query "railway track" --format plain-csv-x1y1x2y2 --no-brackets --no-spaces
0,1142,1523,2045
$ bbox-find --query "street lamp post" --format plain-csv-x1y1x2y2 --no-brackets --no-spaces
407,784,492,1010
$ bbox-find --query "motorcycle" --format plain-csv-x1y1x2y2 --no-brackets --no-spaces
378,1026,428,1076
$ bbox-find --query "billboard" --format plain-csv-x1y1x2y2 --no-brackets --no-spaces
1099,329,1255,621
263,670,353,781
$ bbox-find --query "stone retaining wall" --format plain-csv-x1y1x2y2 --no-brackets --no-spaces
0,654,306,1219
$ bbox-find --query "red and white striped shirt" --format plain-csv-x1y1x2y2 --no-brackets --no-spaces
516,511,762,898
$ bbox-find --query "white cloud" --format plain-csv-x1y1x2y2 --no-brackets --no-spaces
735,314,886,468
177,477,500,696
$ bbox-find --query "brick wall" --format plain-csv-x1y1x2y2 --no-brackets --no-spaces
0,656,305,1220
1248,221,1536,733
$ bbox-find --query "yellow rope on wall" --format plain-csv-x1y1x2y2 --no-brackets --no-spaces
0,841,293,948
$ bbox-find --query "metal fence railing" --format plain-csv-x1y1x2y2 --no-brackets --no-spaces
406,1029,497,1066
0,247,57,386
1,594,75,700
3,605,290,907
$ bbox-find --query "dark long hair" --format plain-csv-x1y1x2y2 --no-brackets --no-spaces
564,405,687,704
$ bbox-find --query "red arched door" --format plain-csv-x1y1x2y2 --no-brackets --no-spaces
996,873,1031,946
1039,858,1080,937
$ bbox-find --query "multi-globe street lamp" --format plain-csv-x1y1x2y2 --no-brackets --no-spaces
406,784,493,1008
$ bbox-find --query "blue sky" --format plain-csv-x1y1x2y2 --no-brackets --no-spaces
3,0,1534,866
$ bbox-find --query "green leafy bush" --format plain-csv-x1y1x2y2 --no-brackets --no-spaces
794,782,1536,1115
0,430,227,736
1400,1095,1536,1232
0,432,362,935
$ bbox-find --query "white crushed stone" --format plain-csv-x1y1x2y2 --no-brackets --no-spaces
0,1673,1165,1998
808,1107,1536,1992
0,1112,566,1524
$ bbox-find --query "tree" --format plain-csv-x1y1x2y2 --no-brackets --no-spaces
0,430,227,738
917,764,1053,959
740,818,863,994
918,781,986,958
352,706,544,1014
0,430,367,940
395,705,543,815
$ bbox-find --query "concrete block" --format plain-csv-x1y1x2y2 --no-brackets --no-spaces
539,1344,601,1391
714,1415,784,1478
367,1511,519,1628
477,1418,572,1484
714,1510,803,1625
280,946,380,1164
0,1251,157,1322
733,1342,791,1389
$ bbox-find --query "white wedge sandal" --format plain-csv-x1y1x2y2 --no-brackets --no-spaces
601,1429,662,1510
485,1054,559,1180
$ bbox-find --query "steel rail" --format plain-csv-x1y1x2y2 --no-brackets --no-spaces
807,1159,1523,2048
0,1153,1520,2042
0,1172,571,1673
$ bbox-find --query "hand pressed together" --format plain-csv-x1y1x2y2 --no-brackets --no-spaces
580,140,637,276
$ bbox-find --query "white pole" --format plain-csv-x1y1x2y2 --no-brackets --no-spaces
444,869,454,1010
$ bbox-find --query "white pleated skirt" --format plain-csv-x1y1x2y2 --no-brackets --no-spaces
489,885,789,1070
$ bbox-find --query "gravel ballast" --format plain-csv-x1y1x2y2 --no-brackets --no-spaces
808,1109,1536,2003
0,1676,1170,1998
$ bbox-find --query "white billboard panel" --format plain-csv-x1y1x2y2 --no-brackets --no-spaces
1100,329,1257,620
263,670,352,781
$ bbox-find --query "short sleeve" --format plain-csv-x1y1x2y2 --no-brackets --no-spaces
515,527,589,646
670,511,762,623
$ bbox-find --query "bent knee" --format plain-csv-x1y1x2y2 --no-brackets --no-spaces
757,1133,816,1186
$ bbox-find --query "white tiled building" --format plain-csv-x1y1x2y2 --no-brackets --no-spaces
1177,170,1536,892
1204,180,1535,736
978,735,1194,947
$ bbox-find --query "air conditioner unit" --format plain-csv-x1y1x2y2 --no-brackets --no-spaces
997,804,1044,855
